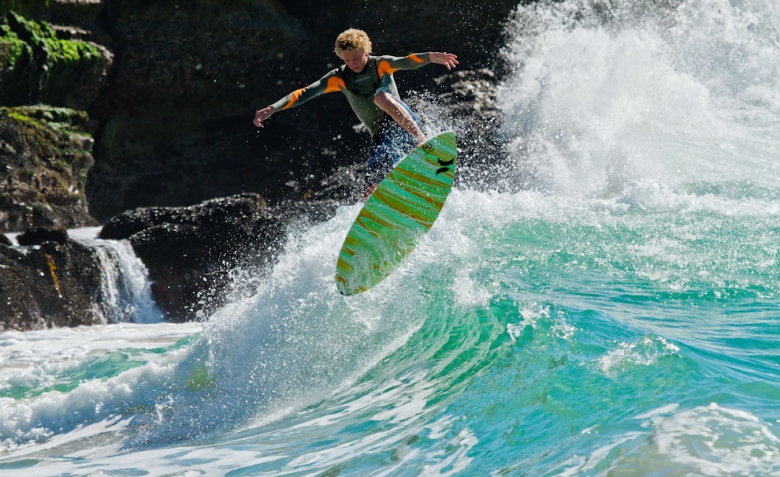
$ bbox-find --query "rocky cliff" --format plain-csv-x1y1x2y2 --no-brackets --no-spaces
2,0,521,223
0,0,520,325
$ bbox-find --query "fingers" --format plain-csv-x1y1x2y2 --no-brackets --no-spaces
445,54,459,70
432,52,459,70
253,109,270,128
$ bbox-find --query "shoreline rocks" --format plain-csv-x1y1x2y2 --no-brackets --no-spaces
0,228,104,331
0,65,506,326
99,193,341,320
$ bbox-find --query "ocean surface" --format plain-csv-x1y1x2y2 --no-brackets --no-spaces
2,0,780,475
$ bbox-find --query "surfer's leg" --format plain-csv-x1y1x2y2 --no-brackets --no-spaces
374,92,426,146
364,130,394,199
380,103,422,163
363,107,423,200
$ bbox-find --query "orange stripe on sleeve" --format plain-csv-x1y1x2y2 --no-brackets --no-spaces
377,60,400,78
407,54,425,63
324,76,346,93
282,88,305,110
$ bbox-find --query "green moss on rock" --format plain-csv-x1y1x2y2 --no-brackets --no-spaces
0,22,28,69
0,11,111,108
8,10,99,61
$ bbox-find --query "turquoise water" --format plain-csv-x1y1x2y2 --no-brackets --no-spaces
3,0,780,475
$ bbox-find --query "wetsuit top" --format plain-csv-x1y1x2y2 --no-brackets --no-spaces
268,53,432,138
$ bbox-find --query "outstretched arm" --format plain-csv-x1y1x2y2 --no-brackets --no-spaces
377,52,459,74
252,70,345,128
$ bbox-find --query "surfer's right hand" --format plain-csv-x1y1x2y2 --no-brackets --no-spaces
253,106,274,128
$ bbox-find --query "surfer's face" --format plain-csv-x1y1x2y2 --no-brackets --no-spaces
341,49,369,73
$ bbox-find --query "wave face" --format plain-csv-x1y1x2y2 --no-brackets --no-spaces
2,0,780,475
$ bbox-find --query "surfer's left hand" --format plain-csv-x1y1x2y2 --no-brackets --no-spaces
253,106,274,128
429,52,459,70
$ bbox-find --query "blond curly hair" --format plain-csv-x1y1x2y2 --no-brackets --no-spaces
334,29,372,57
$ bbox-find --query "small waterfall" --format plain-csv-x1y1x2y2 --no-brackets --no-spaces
70,227,163,324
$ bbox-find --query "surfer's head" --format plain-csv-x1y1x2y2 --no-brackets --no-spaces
335,29,371,73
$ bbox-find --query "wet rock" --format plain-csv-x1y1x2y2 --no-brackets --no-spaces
100,193,340,321
0,232,104,331
16,226,69,245
69,0,519,220
0,2,523,329
1,1,521,217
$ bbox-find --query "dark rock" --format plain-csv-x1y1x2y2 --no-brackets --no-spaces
75,0,519,221
99,192,342,321
101,193,275,320
16,226,69,246
99,207,192,241
0,2,522,329
0,236,104,331
0,233,10,246
92,67,506,321
2,2,520,221
100,192,269,241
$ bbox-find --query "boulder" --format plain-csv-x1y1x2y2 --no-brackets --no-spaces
2,2,520,221
77,0,520,220
16,226,69,245
0,2,521,329
0,229,104,331
100,192,339,320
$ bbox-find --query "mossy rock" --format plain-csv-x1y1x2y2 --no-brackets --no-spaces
0,105,97,232
0,11,112,109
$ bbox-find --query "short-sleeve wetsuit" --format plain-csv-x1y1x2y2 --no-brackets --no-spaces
268,53,433,184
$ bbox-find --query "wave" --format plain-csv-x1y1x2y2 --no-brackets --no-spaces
3,1,780,474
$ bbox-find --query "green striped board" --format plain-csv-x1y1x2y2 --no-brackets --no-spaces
335,131,457,295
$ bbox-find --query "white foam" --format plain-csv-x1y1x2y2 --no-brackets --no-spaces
0,323,201,452
498,0,780,199
560,403,780,475
597,335,680,376
645,403,780,474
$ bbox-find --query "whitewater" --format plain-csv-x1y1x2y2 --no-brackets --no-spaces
2,0,780,474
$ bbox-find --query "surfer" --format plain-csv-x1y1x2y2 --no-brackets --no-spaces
252,28,458,198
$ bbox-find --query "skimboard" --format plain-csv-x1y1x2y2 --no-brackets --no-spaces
335,131,457,295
